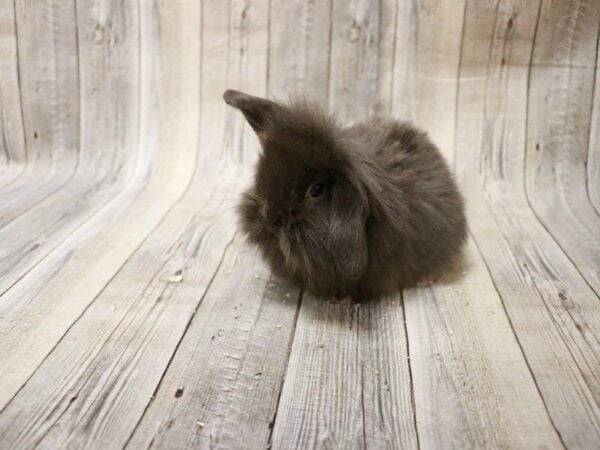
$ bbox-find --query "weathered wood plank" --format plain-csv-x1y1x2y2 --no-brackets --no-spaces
0,193,236,448
358,297,419,450
268,0,332,100
392,0,466,161
328,0,392,122
129,2,301,448
0,0,199,411
454,0,600,447
271,295,417,449
525,0,600,294
0,0,26,187
270,296,366,449
375,0,397,115
0,0,140,297
391,2,564,447
0,0,278,447
127,236,300,450
405,240,563,449
588,34,600,213
0,0,79,224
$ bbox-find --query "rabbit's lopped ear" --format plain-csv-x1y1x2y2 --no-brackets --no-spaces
223,89,278,133
327,182,368,284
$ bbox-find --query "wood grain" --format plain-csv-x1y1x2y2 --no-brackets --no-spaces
270,296,367,449
0,199,236,448
0,0,140,298
405,241,563,449
392,2,564,447
268,0,332,101
0,0,598,448
329,0,392,122
525,0,600,294
130,2,301,448
455,0,600,447
127,236,300,450
0,0,79,227
0,0,198,411
589,33,600,213
0,0,26,187
392,0,466,160
0,1,281,448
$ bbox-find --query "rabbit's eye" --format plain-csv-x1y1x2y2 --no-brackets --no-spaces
309,183,325,198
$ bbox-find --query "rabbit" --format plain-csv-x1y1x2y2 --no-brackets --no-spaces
223,89,467,300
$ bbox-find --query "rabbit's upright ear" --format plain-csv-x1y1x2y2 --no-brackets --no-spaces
223,90,278,133
327,182,368,283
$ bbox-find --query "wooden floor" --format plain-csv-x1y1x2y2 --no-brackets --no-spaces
0,0,599,448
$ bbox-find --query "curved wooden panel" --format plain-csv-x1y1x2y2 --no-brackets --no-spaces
454,1,600,447
0,1,597,448
0,0,79,224
525,0,600,293
0,0,26,187
589,38,600,212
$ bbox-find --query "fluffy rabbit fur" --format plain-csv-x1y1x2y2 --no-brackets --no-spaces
224,89,467,300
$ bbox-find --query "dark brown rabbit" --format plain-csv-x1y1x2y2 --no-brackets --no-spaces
224,89,467,300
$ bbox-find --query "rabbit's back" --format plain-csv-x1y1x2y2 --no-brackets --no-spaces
343,118,467,292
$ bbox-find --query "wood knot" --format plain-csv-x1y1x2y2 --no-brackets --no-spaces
349,20,361,43
93,24,104,44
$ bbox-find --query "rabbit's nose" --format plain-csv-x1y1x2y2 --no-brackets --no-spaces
286,208,300,227
261,203,282,226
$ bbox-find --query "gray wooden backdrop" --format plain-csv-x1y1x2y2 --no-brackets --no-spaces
0,0,598,448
